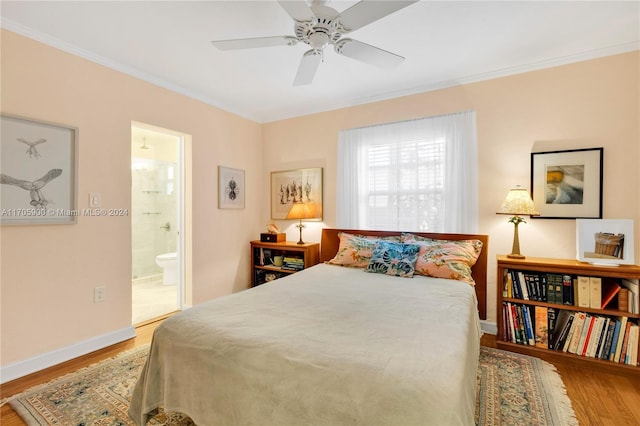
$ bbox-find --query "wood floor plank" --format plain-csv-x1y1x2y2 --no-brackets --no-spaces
2,330,638,425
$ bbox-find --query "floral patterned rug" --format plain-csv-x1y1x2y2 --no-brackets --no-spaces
4,345,576,425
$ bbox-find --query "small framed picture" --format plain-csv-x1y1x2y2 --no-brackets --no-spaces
1,114,78,225
218,166,244,209
576,219,634,265
531,148,603,219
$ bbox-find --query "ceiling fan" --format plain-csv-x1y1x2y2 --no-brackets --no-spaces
211,0,418,86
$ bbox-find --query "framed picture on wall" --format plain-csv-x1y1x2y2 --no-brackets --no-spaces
576,219,634,265
218,166,245,209
271,167,323,220
530,147,603,219
1,114,78,225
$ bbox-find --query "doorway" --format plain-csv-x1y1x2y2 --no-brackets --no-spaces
131,124,186,324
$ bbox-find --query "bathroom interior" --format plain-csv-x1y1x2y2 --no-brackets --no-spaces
131,126,180,324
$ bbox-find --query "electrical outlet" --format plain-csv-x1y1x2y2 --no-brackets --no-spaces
94,286,106,303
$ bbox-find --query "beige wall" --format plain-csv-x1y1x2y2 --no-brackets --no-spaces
263,51,640,324
1,27,638,371
1,30,264,366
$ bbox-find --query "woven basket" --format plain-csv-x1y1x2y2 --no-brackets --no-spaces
594,233,623,256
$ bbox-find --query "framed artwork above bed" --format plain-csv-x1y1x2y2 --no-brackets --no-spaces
270,167,323,220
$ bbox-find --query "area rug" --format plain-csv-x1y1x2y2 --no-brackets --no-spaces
3,346,577,425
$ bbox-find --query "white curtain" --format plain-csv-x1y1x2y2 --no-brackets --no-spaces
337,111,478,233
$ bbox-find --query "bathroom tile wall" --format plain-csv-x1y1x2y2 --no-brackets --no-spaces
131,159,177,279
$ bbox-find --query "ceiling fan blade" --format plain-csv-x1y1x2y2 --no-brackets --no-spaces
278,0,314,22
293,50,322,86
338,0,418,32
335,38,404,68
212,36,298,51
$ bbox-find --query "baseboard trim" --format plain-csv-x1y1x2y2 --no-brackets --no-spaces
480,320,497,335
0,326,136,384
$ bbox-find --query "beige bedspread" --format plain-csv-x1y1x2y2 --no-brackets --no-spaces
129,263,481,425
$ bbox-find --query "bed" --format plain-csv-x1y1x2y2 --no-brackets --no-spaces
129,228,488,425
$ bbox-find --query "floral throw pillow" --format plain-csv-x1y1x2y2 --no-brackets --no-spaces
401,234,483,285
365,241,420,278
327,232,401,268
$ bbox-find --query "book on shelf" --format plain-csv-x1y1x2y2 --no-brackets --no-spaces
546,273,564,305
505,303,516,343
503,271,513,298
546,308,558,349
576,314,594,356
507,303,521,344
620,279,639,314
550,310,572,350
516,305,528,345
524,273,538,301
510,270,528,300
618,321,632,363
506,270,575,304
608,319,623,361
618,289,630,312
594,317,610,359
585,316,604,357
599,319,616,360
589,277,602,309
627,324,639,365
613,316,629,362
535,306,549,348
522,305,536,346
562,274,574,305
282,256,304,271
567,312,587,354
576,276,590,308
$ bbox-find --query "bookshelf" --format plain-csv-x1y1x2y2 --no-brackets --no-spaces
250,240,320,287
497,255,640,376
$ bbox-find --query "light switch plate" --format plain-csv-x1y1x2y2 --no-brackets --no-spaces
89,192,101,207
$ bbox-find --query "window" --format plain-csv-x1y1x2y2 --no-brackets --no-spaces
337,111,478,233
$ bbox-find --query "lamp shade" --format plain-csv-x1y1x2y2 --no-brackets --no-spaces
286,202,314,220
497,186,539,216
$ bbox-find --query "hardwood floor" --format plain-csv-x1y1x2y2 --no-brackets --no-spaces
1,326,638,425
480,333,640,426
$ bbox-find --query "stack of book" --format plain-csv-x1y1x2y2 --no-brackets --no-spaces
282,256,304,271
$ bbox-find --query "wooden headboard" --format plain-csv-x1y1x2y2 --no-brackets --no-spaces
320,228,489,320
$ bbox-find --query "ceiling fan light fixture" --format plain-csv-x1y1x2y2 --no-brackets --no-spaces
308,32,330,49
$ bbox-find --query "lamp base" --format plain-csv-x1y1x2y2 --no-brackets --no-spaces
296,220,305,245
508,221,526,259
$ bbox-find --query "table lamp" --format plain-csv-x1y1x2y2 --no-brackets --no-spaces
496,185,539,258
286,202,314,244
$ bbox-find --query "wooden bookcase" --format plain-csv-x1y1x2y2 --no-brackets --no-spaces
496,255,640,376
250,240,320,287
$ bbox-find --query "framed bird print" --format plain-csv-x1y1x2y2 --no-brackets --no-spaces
1,114,78,225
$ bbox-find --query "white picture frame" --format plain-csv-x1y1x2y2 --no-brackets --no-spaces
576,219,634,265
1,114,78,225
218,166,245,209
270,167,323,220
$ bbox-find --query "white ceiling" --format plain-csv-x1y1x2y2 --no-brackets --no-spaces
2,1,638,123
